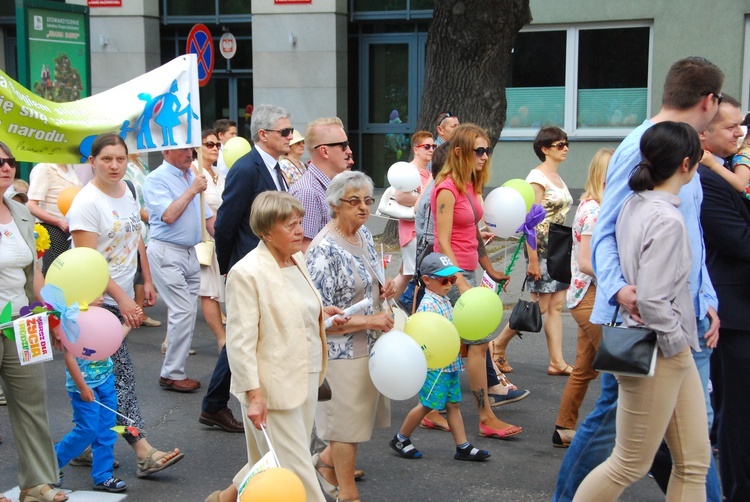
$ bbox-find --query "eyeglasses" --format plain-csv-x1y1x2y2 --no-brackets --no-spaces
0,157,16,168
417,144,438,151
265,127,295,137
701,92,724,106
429,275,458,286
314,141,350,151
473,147,493,157
548,141,570,150
202,141,220,149
339,196,375,206
437,112,455,127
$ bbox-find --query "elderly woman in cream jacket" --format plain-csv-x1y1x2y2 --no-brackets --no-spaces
206,192,345,502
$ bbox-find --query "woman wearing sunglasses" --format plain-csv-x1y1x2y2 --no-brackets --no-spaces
392,130,436,303
191,129,227,351
431,123,521,440
492,126,575,377
306,171,396,502
0,144,67,502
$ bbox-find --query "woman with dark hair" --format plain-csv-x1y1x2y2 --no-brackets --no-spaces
431,123,521,439
573,121,710,501
0,142,66,502
67,133,184,478
492,126,574,376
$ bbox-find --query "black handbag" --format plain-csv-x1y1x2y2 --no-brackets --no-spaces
508,277,543,333
592,306,658,377
317,378,332,402
547,223,573,284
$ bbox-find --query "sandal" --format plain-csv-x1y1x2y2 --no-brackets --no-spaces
312,452,339,498
479,422,522,439
454,444,491,461
496,372,518,391
552,427,576,448
389,435,422,459
493,355,513,373
419,416,451,432
137,448,185,478
548,364,574,376
19,484,68,502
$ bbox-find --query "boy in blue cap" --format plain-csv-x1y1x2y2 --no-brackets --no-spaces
389,252,490,461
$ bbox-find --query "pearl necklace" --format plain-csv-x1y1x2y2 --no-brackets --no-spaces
332,222,362,247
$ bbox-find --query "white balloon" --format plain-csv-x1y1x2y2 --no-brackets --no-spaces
369,330,427,400
387,162,421,191
484,187,528,238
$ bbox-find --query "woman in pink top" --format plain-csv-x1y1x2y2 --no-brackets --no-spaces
432,123,520,439
393,131,435,299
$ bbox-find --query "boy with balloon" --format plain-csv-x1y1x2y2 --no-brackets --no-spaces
389,253,491,461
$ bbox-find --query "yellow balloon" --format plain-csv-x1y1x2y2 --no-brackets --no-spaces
239,467,305,502
403,312,461,369
502,178,535,212
223,136,252,169
57,186,81,216
45,248,110,305
452,287,504,341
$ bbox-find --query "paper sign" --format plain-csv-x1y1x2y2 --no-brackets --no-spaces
14,314,53,365
481,272,499,293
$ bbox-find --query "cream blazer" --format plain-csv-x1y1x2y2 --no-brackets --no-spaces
4,196,37,304
226,241,327,411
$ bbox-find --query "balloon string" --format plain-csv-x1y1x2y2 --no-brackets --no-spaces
424,368,443,400
93,399,135,425
498,235,526,291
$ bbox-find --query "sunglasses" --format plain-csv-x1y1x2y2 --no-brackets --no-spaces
0,157,16,168
339,196,375,206
429,275,458,286
437,111,455,127
701,91,724,106
314,141,350,151
265,127,295,137
473,147,493,157
417,144,438,151
202,141,220,149
548,141,570,150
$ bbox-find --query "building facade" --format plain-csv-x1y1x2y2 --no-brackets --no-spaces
1,0,749,187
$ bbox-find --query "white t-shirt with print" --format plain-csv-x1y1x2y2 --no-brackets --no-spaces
67,182,141,306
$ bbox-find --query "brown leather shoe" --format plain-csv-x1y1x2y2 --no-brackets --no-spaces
159,377,200,392
199,408,244,433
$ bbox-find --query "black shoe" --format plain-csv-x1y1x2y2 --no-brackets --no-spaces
389,435,422,459
94,476,127,493
454,445,490,461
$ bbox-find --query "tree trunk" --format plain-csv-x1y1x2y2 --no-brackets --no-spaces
380,219,400,246
418,1,532,146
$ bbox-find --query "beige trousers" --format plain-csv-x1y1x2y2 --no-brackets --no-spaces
573,348,710,501
239,372,325,502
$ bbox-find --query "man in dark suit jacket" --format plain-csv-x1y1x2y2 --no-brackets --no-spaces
698,97,750,502
215,104,293,274
200,104,294,433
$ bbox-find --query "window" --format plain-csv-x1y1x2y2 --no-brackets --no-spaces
504,23,652,138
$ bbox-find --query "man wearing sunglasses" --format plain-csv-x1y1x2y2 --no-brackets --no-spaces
289,117,353,252
208,104,293,434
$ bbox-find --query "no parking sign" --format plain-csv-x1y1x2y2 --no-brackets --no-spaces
186,24,214,87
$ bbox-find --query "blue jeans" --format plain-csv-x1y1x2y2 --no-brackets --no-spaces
551,317,720,502
55,374,117,485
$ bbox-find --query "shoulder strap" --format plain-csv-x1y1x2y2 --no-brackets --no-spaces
466,190,479,224
124,179,137,200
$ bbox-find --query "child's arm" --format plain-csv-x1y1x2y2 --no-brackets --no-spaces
702,150,748,193
64,349,94,402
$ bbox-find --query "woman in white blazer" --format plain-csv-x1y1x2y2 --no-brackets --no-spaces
207,191,344,502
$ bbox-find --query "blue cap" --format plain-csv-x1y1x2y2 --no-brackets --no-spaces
420,252,463,277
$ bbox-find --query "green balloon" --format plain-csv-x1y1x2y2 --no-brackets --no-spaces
452,287,504,341
502,179,535,212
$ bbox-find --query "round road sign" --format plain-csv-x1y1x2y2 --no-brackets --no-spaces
219,32,237,60
186,24,214,87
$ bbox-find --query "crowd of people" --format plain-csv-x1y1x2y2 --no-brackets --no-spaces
1,55,749,502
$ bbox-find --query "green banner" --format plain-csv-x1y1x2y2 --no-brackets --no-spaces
0,55,201,164
27,7,89,102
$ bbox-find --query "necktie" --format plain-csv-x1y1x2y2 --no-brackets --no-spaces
274,163,288,192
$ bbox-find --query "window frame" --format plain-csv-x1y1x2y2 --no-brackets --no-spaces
501,21,654,140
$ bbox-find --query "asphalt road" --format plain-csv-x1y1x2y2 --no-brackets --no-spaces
1,219,665,501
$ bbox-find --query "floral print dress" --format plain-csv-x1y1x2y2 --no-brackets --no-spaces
525,168,573,294
566,198,599,308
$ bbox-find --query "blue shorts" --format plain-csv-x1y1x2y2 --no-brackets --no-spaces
419,369,461,410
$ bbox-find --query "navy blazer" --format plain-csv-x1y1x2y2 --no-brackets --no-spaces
215,146,279,274
698,164,750,331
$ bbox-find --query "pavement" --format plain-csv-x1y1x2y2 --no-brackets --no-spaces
0,210,665,501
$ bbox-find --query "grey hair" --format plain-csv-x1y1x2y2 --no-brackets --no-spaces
326,171,374,218
250,104,291,143
0,141,11,157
